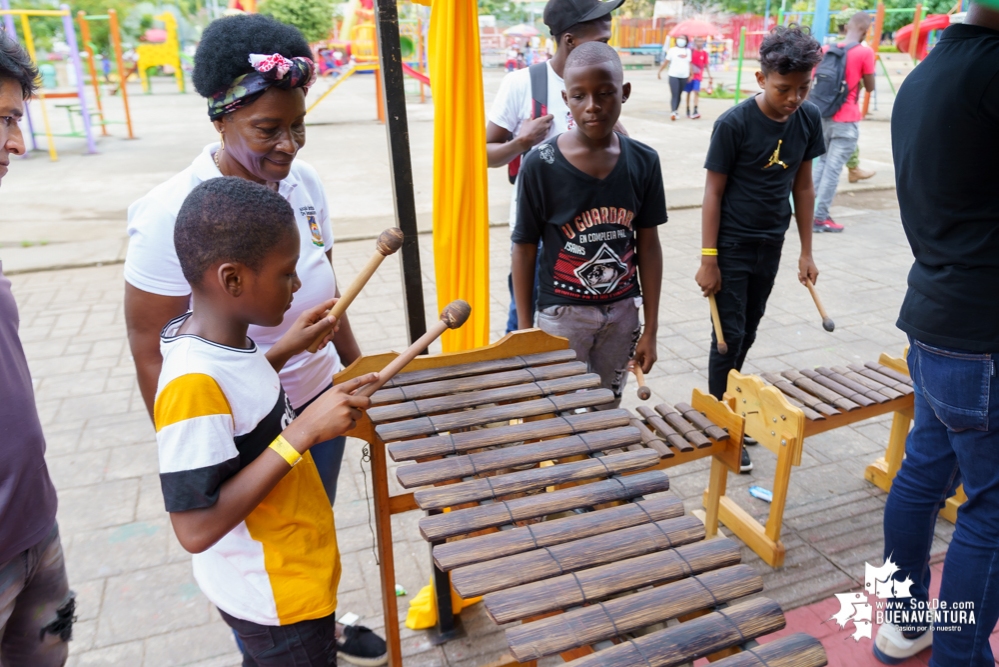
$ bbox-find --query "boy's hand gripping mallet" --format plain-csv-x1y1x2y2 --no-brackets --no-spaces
356,300,472,397
708,294,728,355
307,228,405,353
804,278,835,332
629,361,651,400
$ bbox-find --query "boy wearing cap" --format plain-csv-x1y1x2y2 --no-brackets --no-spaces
487,0,625,334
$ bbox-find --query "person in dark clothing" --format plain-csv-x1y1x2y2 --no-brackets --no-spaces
0,30,74,667
873,4,999,665
695,25,825,473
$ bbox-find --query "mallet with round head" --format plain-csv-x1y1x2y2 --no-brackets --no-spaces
708,294,728,355
804,278,835,332
630,362,651,400
307,228,405,353
357,300,471,397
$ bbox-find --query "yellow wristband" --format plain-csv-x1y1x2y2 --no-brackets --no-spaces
269,434,302,468
701,248,718,256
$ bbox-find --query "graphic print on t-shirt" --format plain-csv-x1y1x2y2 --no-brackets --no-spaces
763,140,788,169
552,206,637,301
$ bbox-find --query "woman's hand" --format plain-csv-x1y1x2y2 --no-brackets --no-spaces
288,373,379,448
695,257,722,297
266,298,339,372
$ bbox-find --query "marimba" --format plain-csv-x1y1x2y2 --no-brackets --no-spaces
719,352,963,568
339,330,827,666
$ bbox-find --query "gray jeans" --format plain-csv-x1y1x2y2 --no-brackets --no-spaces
537,299,641,409
0,524,73,667
813,118,860,222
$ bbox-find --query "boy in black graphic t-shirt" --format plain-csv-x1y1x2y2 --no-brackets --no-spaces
513,42,666,407
696,26,825,472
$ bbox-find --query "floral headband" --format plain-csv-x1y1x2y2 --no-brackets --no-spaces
208,53,317,120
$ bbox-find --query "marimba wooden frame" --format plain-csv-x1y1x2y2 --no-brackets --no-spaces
336,330,747,666
719,351,964,569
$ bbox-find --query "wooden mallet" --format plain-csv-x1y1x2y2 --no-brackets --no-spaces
804,278,835,332
307,228,405,353
357,300,472,397
630,362,651,400
708,294,728,355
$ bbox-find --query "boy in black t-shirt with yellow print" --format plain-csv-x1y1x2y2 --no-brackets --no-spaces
512,42,666,408
696,26,825,472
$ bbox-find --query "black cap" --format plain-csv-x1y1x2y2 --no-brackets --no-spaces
543,0,625,37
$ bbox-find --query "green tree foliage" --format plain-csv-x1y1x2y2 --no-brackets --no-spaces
477,0,529,24
717,0,951,34
259,0,334,43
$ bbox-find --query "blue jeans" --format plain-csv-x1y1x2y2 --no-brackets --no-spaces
883,338,999,667
812,118,859,222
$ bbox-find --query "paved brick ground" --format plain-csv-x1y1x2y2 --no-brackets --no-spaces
7,186,960,666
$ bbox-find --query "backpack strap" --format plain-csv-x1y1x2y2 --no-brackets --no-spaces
529,62,548,118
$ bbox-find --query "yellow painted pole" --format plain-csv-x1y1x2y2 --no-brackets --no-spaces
909,4,923,62
20,12,58,161
77,12,107,136
107,10,133,139
305,63,360,114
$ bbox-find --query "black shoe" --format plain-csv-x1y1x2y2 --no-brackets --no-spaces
740,448,753,473
743,435,758,446
338,625,388,666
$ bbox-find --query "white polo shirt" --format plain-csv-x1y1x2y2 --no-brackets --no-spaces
125,144,341,408
488,61,574,229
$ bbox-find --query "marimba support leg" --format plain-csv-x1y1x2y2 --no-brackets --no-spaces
704,457,728,539
428,534,463,643
369,438,403,667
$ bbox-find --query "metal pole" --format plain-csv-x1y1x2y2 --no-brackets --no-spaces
108,9,134,139
372,1,427,344
2,0,39,152
62,5,97,153
812,0,830,43
77,12,107,136
908,4,923,63
734,26,746,105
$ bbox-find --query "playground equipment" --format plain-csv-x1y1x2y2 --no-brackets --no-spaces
0,1,97,159
77,9,135,139
136,12,184,93
308,2,429,120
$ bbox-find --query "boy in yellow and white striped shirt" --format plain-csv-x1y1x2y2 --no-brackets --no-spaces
155,176,377,663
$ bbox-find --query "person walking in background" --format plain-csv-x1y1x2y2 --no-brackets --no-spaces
1,31,75,667
685,36,713,119
874,3,999,664
658,35,691,121
846,146,874,182
811,11,875,233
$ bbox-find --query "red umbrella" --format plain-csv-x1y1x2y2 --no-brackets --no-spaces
668,19,721,38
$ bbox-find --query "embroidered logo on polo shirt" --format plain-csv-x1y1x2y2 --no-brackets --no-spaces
298,205,323,247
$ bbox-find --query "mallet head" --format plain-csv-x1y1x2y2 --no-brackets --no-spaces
716,341,729,355
440,300,472,329
376,228,405,256
822,317,835,333
637,386,652,401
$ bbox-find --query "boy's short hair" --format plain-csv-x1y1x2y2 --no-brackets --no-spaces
175,177,297,286
552,15,611,43
564,41,623,78
759,25,823,75
0,30,39,99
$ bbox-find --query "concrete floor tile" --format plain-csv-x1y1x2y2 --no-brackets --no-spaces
96,563,212,647
72,639,145,666
142,622,239,667
66,519,172,582
57,478,139,531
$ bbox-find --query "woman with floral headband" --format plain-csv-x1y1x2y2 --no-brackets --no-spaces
122,14,386,666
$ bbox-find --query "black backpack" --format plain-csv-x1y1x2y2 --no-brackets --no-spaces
507,62,548,184
811,42,860,119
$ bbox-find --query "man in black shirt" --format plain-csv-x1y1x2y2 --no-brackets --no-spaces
513,42,666,407
696,26,825,472
875,4,999,665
